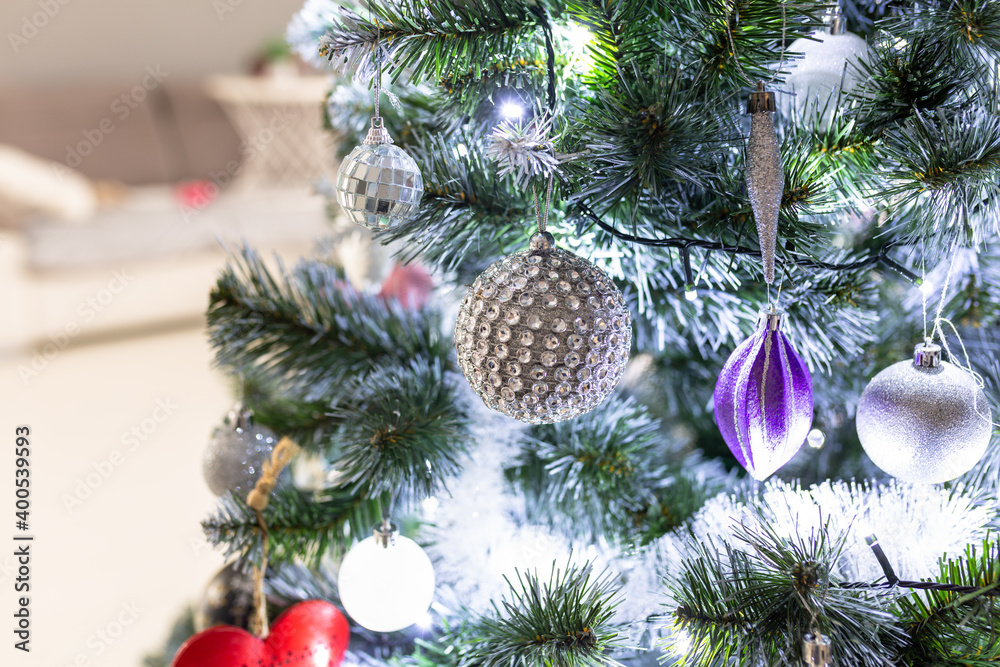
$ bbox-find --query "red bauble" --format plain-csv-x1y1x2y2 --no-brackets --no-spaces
172,600,349,667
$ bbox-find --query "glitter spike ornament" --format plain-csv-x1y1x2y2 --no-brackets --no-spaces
746,81,784,284
714,307,813,480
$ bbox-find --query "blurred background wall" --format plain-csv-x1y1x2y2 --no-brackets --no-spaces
0,0,306,86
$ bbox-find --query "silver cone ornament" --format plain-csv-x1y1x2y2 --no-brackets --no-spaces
746,81,783,284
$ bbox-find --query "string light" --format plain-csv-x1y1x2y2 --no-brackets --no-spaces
499,101,525,119
807,428,826,449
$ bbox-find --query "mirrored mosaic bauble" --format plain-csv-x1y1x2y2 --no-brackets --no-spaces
857,344,992,484
455,232,632,423
334,142,423,230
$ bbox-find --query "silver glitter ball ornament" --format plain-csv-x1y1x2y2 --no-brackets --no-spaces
334,117,423,230
202,407,280,496
455,231,632,423
857,343,992,484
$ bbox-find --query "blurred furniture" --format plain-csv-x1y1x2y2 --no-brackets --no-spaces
0,78,340,356
206,75,332,190
0,83,242,185
0,187,332,355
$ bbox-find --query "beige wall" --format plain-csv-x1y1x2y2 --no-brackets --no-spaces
1,0,316,87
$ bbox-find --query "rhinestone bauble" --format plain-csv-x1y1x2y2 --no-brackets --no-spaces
455,233,632,423
334,143,423,230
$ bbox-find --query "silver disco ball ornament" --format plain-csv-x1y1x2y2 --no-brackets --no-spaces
455,231,632,423
856,343,993,484
334,117,423,230
202,406,280,497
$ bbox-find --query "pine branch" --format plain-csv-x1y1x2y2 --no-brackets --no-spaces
378,132,534,277
877,107,1000,245
470,561,627,667
665,0,830,92
320,0,542,84
887,0,1000,63
854,34,976,134
201,486,383,567
329,358,471,504
511,394,662,540
567,59,733,208
894,538,1000,665
239,370,340,452
668,515,907,667
207,246,451,405
563,0,670,90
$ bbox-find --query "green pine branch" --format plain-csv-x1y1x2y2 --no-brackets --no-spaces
894,538,1000,665
665,0,830,92
379,131,535,277
329,358,471,504
668,516,907,666
201,486,383,567
469,561,627,667
511,394,663,540
207,246,451,407
877,108,1000,245
321,0,542,84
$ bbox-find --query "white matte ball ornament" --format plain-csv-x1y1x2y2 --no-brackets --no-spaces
455,231,632,423
783,27,868,125
857,343,992,484
338,526,435,633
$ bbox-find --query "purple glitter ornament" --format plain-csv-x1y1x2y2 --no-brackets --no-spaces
714,308,813,480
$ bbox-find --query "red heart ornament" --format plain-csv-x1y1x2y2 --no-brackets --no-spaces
172,600,349,667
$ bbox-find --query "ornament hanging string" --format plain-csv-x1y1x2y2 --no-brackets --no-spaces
922,249,996,425
245,436,301,638
724,0,788,88
533,173,555,234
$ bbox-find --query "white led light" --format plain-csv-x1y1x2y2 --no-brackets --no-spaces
338,534,435,633
499,102,525,119
807,428,826,449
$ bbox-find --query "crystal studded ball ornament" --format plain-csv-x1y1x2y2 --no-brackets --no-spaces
856,343,992,484
334,117,423,230
714,309,813,480
455,231,632,424
338,524,435,633
202,407,281,497
746,82,784,284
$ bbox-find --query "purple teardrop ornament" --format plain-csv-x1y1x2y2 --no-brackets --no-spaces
713,309,813,480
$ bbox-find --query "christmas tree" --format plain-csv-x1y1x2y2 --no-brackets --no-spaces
156,1,1000,665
